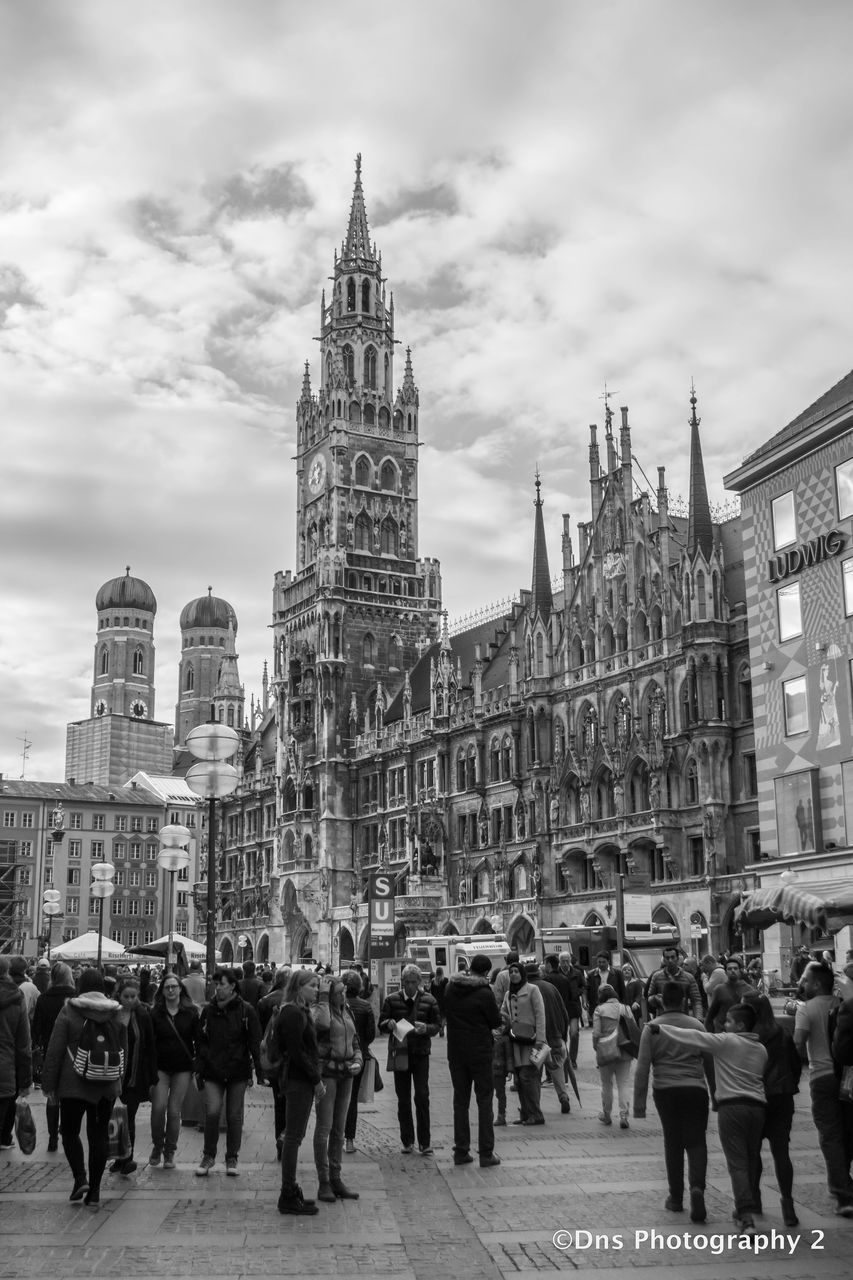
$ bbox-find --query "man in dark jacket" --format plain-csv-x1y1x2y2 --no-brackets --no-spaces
528,964,572,1112
705,958,753,1032
32,961,76,1151
343,970,376,1153
379,964,440,1155
443,954,501,1168
587,952,626,1011
195,968,263,1176
646,947,703,1019
237,961,266,1009
0,956,33,1150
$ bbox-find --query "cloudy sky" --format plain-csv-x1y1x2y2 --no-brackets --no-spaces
2,0,852,781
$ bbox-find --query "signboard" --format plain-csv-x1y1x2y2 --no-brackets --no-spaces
367,871,396,959
624,891,652,932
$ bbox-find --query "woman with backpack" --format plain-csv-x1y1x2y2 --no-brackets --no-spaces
110,975,157,1175
592,983,637,1129
194,967,263,1178
40,967,127,1207
275,969,325,1215
148,973,199,1169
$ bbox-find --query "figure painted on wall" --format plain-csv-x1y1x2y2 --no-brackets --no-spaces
817,661,840,750
795,797,814,850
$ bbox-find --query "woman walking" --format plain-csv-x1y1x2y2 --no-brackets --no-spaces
194,967,263,1178
621,964,645,1024
499,959,546,1126
592,983,636,1129
743,991,801,1225
32,961,77,1153
275,969,324,1215
149,974,199,1169
343,970,375,1154
40,968,127,1207
313,976,362,1201
259,969,290,1160
111,976,157,1175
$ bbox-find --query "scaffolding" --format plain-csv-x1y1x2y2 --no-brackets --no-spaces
0,840,24,954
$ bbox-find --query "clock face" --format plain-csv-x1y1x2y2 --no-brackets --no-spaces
129,699,148,719
308,452,327,495
94,699,107,717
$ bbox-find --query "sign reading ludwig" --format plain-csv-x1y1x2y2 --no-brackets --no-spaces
367,872,396,959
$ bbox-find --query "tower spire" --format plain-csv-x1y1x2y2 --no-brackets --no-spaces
686,381,713,560
343,152,375,266
530,469,553,618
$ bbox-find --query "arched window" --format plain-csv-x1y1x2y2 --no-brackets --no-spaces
363,633,375,665
349,400,361,423
381,460,397,491
346,278,355,312
355,455,370,487
354,513,371,552
466,745,477,788
380,518,398,556
361,279,370,313
535,633,544,675
325,352,332,385
364,346,377,389
342,344,355,381
363,403,375,425
456,750,466,791
133,648,144,675
184,665,194,692
227,706,235,727
685,759,699,805
739,664,753,719
502,735,512,779
696,570,706,619
489,738,500,781
100,647,109,675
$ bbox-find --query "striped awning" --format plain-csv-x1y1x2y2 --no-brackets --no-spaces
736,879,853,933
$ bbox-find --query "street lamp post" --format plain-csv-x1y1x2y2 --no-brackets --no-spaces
42,889,62,960
185,721,239,991
90,861,116,970
157,824,191,973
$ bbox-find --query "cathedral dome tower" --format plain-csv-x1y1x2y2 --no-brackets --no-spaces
175,588,240,747
92,566,157,719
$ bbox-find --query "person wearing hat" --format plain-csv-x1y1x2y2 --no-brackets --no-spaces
443,953,502,1167
33,959,51,996
8,957,39,1021
500,959,546,1125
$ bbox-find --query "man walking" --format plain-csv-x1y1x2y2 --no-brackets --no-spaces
634,981,711,1222
528,964,572,1113
443,954,501,1168
379,964,440,1155
794,960,853,1216
587,952,625,1011
705,957,752,1031
645,947,703,1019
650,1002,767,1237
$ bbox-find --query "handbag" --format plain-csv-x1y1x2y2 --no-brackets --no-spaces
358,1059,375,1105
617,1009,641,1059
14,1099,37,1156
373,1052,384,1092
596,1029,621,1065
107,1101,131,1161
386,1038,409,1072
530,1044,551,1068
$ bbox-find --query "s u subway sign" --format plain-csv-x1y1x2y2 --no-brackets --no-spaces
368,872,396,959
768,529,844,583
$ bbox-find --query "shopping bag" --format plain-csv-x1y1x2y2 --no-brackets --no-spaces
373,1053,384,1093
14,1099,36,1156
107,1101,131,1161
595,1029,620,1065
358,1062,375,1106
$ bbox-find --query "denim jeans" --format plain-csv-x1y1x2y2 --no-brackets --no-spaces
151,1070,191,1155
280,1078,315,1194
810,1073,853,1206
653,1086,709,1202
449,1058,495,1155
393,1055,431,1148
545,1042,571,1103
314,1075,353,1182
60,1096,114,1191
202,1079,248,1161
717,1100,765,1217
598,1058,631,1120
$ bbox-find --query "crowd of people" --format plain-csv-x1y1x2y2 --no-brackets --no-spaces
1,944,853,1237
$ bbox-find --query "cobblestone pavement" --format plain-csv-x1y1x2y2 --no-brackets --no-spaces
2,1029,852,1279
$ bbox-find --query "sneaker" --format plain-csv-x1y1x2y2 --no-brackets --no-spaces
419,1146,433,1156
195,1155,215,1177
619,1118,630,1130
479,1154,501,1168
737,1215,756,1238
453,1152,474,1165
148,1147,162,1167
225,1158,239,1176
665,1196,684,1212
836,1202,853,1218
560,1099,572,1114
345,1139,355,1154
597,1113,612,1126
401,1144,414,1154
162,1154,176,1170
0,1142,14,1151
689,1188,706,1224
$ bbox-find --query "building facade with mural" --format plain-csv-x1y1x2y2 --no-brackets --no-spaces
725,368,853,973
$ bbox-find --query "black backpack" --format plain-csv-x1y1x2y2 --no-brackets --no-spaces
69,1016,125,1082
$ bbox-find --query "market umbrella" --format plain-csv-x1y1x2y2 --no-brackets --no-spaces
50,931,127,961
735,879,853,934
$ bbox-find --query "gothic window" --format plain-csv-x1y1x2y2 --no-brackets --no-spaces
738,663,753,720
393,409,403,432
466,745,477,788
502,734,512,779
380,518,398,556
712,571,720,618
361,279,370,312
570,633,583,670
342,344,355,381
379,405,390,429
346,278,355,312
227,706,235,727
184,666,194,693
381,460,397,491
354,513,371,552
355,456,371,487
407,413,413,432
325,353,332,385
364,346,377,389
685,759,699,805
99,647,109,675
696,570,706,619
582,706,598,756
363,633,375,665
389,635,402,669
456,750,466,791
489,737,500,781
384,355,390,398
133,648,144,675
363,403,375,425
535,632,544,675
349,400,361,423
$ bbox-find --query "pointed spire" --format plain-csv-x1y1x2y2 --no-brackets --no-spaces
401,346,416,400
531,469,553,618
343,153,375,265
300,361,312,402
440,609,450,651
687,381,713,560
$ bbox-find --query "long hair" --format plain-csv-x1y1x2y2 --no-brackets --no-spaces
153,973,195,1011
741,990,777,1042
283,968,318,1006
50,961,74,988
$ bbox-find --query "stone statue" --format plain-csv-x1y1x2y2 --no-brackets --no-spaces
649,773,661,810
580,786,591,823
613,780,624,816
549,795,559,830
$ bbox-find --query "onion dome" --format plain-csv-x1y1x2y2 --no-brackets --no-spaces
179,586,238,633
95,566,157,615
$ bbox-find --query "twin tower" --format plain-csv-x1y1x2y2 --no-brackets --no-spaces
64,569,247,785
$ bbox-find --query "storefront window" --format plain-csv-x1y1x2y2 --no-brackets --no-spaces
771,491,797,550
777,582,802,641
836,458,853,520
774,771,817,855
782,675,808,736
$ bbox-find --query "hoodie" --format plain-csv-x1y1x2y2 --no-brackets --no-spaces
40,992,127,1102
0,978,32,1098
444,973,501,1064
